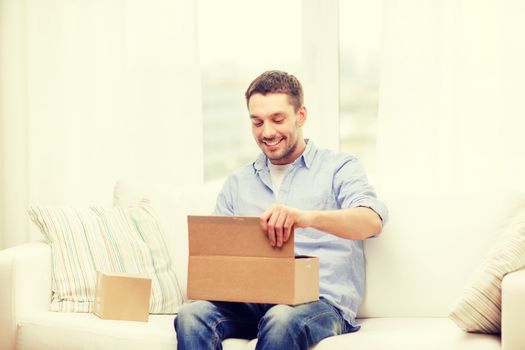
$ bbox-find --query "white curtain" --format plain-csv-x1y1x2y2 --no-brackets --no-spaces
0,0,202,249
376,0,525,195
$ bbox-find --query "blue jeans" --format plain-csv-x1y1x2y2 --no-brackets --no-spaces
174,298,359,350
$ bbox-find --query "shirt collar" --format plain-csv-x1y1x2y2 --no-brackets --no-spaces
253,139,316,172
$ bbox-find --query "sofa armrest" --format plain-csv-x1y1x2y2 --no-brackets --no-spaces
0,241,52,350
502,266,525,350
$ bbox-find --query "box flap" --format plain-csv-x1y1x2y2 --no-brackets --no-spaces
188,215,294,258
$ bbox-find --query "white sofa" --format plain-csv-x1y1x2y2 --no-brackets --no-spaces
1,180,525,350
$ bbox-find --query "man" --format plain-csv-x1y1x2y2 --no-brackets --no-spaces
175,70,388,350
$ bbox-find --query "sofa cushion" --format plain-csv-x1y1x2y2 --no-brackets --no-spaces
311,318,500,350
28,205,183,313
449,205,525,333
17,313,498,350
16,312,250,350
240,318,499,350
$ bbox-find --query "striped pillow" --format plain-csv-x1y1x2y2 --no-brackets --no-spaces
449,206,525,333
28,204,184,313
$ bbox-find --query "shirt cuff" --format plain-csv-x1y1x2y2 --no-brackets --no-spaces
352,198,389,225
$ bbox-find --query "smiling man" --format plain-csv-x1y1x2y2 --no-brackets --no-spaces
250,92,305,165
174,70,389,350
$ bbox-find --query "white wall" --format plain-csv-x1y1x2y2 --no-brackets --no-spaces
0,0,202,248
376,0,525,195
2,0,524,249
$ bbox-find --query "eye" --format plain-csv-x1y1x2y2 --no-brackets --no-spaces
252,120,263,127
274,118,284,124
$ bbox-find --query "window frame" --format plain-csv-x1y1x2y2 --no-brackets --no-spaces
199,0,341,184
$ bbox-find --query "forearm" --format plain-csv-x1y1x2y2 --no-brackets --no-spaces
260,204,383,246
300,207,383,240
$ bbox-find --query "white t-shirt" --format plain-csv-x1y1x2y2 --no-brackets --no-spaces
267,161,292,196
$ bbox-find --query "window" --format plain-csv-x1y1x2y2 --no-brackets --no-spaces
198,0,381,182
198,0,302,182
339,0,383,180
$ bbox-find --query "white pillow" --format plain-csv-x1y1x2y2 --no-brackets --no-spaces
28,204,184,313
449,205,525,333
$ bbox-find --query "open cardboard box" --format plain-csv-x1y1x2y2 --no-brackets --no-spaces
187,216,319,305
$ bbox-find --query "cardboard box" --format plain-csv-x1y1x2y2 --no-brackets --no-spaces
187,216,319,305
93,271,152,322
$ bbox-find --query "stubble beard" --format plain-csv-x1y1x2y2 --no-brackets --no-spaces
263,136,298,165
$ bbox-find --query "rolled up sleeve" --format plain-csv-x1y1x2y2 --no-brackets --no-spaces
334,156,389,225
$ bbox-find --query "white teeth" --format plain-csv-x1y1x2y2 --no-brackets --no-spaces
264,139,280,146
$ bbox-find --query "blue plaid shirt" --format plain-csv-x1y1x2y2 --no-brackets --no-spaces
213,140,389,325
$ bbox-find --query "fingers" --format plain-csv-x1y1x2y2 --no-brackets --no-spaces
260,208,274,245
273,210,285,248
260,206,281,247
260,204,298,248
283,215,293,243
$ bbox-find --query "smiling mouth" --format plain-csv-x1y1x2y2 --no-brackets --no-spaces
262,138,283,148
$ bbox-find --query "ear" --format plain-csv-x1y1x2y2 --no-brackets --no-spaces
296,106,307,127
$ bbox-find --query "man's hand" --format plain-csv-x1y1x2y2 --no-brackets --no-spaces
260,204,311,247
260,205,383,243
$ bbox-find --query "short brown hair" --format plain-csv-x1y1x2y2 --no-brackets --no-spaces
245,70,304,112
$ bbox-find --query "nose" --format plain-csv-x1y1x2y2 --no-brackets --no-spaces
261,122,276,139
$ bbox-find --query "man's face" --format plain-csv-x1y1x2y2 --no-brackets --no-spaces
248,93,306,165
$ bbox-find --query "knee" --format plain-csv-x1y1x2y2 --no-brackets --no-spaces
257,305,308,349
258,305,301,337
174,301,215,333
